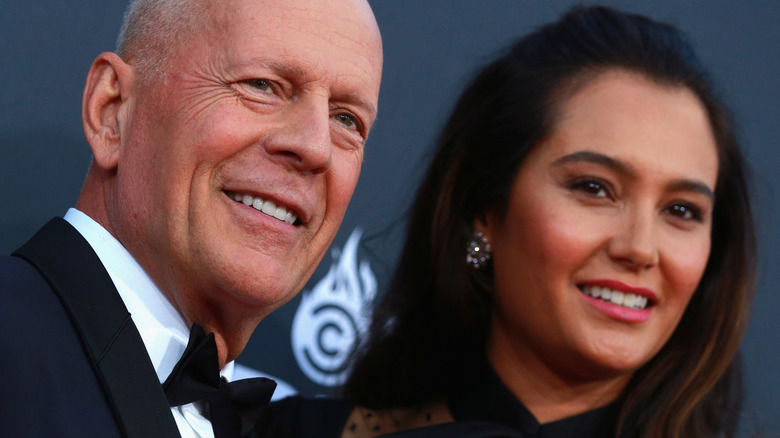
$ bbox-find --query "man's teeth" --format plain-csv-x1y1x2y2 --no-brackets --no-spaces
581,285,649,309
231,192,297,224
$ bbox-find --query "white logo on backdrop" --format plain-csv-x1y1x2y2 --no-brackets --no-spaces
291,228,377,387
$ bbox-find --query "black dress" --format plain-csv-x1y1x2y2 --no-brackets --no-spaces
255,363,617,438
441,363,617,437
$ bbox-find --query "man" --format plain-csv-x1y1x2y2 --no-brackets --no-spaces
0,0,383,436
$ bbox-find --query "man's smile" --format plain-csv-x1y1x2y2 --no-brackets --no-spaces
225,190,300,225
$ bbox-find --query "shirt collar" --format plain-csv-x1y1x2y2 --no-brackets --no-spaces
63,208,234,383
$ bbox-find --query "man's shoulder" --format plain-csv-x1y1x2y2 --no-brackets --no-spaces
0,253,47,285
0,245,176,437
0,247,93,370
0,253,118,430
0,254,77,344
0,251,149,438
0,254,58,312
0,255,124,437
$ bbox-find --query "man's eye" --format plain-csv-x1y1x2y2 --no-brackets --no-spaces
334,113,359,130
247,79,271,92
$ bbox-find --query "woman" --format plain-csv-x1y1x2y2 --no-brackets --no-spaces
261,5,755,438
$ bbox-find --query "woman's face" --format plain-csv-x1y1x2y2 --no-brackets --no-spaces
481,71,718,386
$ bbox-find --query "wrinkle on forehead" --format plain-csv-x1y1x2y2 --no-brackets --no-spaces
210,0,380,39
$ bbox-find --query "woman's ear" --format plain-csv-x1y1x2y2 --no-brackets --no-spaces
81,52,135,171
473,211,493,241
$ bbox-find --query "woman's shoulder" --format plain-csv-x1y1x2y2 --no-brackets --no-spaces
339,401,453,438
257,396,456,438
257,395,356,438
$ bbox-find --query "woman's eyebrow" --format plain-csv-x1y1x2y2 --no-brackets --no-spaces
551,150,634,175
666,179,715,201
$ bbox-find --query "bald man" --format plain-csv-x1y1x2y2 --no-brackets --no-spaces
0,0,382,437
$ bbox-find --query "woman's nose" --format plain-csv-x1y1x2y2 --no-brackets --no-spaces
606,210,659,271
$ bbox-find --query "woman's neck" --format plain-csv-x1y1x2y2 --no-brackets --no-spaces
486,327,631,424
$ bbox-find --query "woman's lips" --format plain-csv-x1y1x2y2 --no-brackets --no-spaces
579,285,650,309
577,279,657,323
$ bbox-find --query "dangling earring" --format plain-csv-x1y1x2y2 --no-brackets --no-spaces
466,230,492,269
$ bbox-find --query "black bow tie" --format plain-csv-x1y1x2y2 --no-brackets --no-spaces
162,324,276,438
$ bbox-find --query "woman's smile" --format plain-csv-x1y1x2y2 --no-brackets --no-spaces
577,279,657,323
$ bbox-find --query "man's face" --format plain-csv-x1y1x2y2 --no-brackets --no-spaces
110,0,382,319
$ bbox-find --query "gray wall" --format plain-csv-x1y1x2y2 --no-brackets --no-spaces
1,1,777,434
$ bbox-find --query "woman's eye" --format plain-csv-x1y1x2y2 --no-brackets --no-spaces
571,179,610,199
667,203,703,222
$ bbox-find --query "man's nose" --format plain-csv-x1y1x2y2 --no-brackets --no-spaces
264,96,332,173
606,208,659,271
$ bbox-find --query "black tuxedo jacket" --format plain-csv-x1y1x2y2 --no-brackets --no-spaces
0,218,181,437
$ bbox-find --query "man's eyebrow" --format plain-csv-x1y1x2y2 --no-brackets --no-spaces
552,150,715,200
551,150,634,175
244,59,378,120
259,61,305,78
339,94,378,123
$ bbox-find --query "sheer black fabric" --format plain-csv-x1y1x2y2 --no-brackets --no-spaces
255,361,617,438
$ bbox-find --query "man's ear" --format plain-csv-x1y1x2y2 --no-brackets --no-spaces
81,52,135,171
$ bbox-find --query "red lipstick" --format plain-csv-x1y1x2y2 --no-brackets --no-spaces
578,279,657,323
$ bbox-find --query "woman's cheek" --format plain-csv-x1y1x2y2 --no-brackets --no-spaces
663,232,711,303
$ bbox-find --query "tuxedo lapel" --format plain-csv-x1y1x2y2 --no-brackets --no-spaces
13,218,181,438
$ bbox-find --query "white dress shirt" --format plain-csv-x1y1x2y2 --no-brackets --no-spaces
64,208,234,438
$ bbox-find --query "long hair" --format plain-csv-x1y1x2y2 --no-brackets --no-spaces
344,6,755,438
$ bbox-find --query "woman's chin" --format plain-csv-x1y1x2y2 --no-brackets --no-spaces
580,354,650,383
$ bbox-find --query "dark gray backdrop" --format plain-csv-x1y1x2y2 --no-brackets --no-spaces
1,1,777,435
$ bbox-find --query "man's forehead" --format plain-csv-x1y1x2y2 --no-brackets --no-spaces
204,0,381,65
211,0,379,30
210,0,381,82
177,0,381,120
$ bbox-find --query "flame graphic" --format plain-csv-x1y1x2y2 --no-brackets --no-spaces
291,228,377,386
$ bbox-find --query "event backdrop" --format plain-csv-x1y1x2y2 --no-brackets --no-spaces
1,1,777,435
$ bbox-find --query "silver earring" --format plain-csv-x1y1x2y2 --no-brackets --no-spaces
466,231,492,269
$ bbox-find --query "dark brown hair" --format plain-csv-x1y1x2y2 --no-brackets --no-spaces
344,6,755,438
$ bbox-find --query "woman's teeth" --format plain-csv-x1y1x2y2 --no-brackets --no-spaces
581,285,649,309
229,191,297,225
